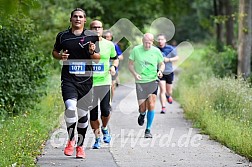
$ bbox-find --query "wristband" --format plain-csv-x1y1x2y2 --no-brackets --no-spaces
90,50,97,55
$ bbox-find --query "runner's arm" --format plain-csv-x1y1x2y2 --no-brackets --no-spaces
89,41,100,63
128,59,141,80
158,61,165,73
164,55,179,63
52,49,69,60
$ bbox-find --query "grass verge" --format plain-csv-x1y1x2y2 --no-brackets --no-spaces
0,74,64,166
174,43,252,160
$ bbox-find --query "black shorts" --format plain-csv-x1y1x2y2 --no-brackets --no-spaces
136,80,158,100
61,80,92,110
160,72,174,84
90,85,111,121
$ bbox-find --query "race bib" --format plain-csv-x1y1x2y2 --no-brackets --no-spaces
93,63,105,73
69,62,86,74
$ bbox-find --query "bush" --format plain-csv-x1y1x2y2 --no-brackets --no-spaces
0,16,50,117
203,45,237,77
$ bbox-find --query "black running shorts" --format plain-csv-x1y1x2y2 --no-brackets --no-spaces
61,80,92,110
160,72,174,84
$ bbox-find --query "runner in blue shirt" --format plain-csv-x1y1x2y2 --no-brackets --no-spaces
103,30,124,106
157,34,179,114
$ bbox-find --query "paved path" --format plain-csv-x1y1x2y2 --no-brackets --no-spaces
37,83,251,167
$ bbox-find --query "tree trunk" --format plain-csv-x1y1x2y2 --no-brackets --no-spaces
214,0,224,51
237,0,252,78
224,0,234,47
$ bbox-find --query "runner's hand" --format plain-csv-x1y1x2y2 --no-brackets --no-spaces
89,42,96,54
61,50,69,61
157,70,163,78
110,66,116,76
135,73,141,80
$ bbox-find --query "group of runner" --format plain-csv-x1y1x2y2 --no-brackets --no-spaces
52,8,178,159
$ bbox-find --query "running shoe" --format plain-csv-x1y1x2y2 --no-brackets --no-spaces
102,128,111,143
93,138,101,149
160,110,166,114
160,107,166,114
144,129,152,138
167,96,173,104
138,113,145,126
64,140,75,156
76,146,85,158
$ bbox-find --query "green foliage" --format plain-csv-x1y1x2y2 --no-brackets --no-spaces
0,16,50,117
174,0,213,42
98,0,161,30
174,44,213,89
175,14,211,43
30,0,219,61
0,74,64,166
203,45,237,77
0,0,40,20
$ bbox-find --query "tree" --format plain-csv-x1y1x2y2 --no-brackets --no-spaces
237,0,252,78
213,0,237,50
0,0,39,20
213,0,224,51
224,0,234,47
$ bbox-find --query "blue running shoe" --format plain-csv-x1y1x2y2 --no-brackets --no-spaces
93,138,101,149
102,128,111,143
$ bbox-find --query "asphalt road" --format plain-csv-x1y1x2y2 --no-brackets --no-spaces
37,83,251,167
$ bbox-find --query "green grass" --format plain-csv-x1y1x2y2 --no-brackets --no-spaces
200,111,252,159
175,43,252,160
0,74,64,166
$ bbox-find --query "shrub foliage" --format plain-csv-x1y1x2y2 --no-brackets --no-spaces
0,17,50,117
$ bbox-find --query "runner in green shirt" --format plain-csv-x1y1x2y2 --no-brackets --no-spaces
92,38,116,86
129,33,165,138
90,20,119,149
